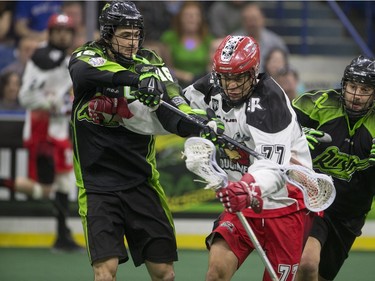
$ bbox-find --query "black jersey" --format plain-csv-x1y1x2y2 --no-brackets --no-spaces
293,89,375,219
69,41,185,191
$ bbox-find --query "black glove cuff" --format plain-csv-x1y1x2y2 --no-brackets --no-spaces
112,70,140,87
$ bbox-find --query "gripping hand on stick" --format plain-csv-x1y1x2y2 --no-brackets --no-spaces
303,127,332,150
216,173,263,213
200,108,225,146
134,64,164,107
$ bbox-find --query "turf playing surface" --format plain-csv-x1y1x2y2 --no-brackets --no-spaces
0,248,374,280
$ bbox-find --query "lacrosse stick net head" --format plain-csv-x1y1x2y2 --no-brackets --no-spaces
183,137,228,191
283,165,336,212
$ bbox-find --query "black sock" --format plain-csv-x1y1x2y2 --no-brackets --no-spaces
0,178,15,190
54,191,72,241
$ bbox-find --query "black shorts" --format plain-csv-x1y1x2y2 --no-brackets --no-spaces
309,214,365,280
79,183,178,266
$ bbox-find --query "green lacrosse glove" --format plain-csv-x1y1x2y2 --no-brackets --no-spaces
200,108,225,146
370,139,375,166
303,127,332,150
134,64,163,107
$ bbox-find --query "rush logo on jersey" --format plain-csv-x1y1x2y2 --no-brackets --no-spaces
313,147,369,181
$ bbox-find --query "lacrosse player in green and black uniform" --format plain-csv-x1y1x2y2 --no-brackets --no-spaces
293,55,375,281
69,2,222,280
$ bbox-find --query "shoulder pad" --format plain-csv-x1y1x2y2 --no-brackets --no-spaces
246,76,292,133
138,48,164,66
293,89,341,109
72,41,106,58
32,46,66,70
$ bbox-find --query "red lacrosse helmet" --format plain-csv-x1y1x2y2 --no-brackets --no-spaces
47,14,75,31
213,35,260,107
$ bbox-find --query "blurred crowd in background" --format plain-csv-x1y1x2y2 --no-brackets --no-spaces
0,0,372,111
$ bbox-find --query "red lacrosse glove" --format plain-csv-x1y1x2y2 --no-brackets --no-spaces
88,96,133,124
216,173,263,213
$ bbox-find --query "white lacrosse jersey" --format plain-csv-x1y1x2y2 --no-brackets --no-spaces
19,44,72,143
184,72,312,217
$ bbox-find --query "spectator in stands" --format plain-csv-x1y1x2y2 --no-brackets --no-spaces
208,1,246,37
1,36,39,76
0,71,23,111
264,47,289,78
234,3,289,72
0,2,16,72
136,1,174,42
161,1,213,88
0,1,13,43
62,1,99,52
274,66,301,101
14,1,62,42
135,2,175,67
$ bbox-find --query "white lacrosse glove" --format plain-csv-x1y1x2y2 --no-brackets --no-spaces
216,173,263,213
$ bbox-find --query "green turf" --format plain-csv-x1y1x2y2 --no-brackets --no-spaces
0,248,374,280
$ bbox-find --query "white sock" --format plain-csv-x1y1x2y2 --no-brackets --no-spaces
32,183,43,199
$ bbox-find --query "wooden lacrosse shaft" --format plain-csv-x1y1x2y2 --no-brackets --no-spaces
160,101,301,165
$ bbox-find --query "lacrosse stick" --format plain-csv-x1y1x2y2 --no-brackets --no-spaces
182,137,279,281
164,100,336,211
161,100,304,165
160,100,262,160
281,164,335,212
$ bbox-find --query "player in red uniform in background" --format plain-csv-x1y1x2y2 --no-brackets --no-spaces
183,35,312,281
0,14,82,252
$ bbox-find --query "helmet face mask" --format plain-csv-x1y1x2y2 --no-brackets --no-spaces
216,71,255,106
342,81,375,116
341,55,375,118
110,27,141,61
47,14,75,51
213,35,260,107
99,1,144,65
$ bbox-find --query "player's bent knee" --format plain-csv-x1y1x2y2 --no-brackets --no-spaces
146,261,175,281
206,266,223,281
298,256,319,276
93,257,118,281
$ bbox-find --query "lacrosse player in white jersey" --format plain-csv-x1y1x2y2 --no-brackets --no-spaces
183,35,313,281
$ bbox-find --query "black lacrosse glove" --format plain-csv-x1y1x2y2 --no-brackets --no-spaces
200,108,225,146
369,138,375,166
303,127,332,150
134,64,163,107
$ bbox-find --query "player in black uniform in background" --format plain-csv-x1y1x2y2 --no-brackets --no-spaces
293,55,375,281
68,1,221,281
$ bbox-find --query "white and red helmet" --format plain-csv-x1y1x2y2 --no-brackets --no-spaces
213,35,260,107
47,14,75,31
213,35,260,76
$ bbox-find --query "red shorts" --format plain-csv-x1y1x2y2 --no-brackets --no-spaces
25,139,73,181
210,210,307,281
24,111,73,180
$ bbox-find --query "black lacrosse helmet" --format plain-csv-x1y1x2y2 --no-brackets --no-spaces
341,55,375,118
99,1,144,65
